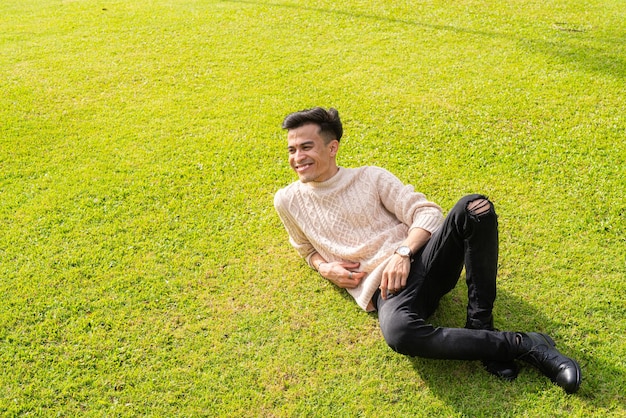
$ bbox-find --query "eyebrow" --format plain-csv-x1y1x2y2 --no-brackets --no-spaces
287,140,315,149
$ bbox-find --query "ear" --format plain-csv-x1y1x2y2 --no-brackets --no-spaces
328,140,339,157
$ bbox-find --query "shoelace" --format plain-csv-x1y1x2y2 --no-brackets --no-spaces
526,341,564,372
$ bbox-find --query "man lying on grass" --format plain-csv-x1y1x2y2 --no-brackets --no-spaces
274,107,582,394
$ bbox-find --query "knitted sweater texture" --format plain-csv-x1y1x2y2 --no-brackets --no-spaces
274,166,444,311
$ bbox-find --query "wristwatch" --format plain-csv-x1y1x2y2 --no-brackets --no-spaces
395,246,412,258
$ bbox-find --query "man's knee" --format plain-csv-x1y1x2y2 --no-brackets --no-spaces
380,316,436,357
382,322,412,354
454,194,496,221
467,197,492,216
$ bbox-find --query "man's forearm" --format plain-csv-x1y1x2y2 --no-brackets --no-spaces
310,228,431,271
309,252,326,271
402,227,432,255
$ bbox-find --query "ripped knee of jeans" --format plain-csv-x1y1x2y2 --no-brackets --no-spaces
466,198,493,221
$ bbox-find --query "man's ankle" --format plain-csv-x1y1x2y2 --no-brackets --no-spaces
465,316,494,330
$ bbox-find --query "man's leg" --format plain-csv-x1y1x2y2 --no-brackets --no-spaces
378,195,518,377
375,195,581,392
377,292,582,393
416,194,498,329
417,195,518,378
376,285,519,361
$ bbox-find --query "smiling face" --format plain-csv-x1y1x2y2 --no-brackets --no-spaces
287,123,339,183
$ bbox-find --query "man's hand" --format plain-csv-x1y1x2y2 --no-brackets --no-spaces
378,228,432,300
318,261,366,289
380,254,411,300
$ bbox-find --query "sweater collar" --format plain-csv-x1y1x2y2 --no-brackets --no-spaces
301,166,345,189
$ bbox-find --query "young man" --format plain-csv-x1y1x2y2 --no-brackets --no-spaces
274,107,582,393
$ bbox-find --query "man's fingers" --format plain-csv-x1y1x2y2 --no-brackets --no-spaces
339,261,360,270
379,275,388,299
338,269,365,289
384,272,406,295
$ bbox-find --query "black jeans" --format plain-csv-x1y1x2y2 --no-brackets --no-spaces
375,195,519,361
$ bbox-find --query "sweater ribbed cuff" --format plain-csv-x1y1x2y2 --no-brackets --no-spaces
411,214,443,235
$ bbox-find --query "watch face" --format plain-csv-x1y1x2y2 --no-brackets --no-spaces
396,246,411,256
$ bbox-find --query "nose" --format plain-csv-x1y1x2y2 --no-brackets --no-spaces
294,148,305,162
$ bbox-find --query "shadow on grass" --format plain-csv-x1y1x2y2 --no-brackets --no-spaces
397,287,625,415
327,272,624,413
317,252,624,412
225,0,625,79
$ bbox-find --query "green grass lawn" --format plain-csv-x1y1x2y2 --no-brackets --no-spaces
1,0,624,416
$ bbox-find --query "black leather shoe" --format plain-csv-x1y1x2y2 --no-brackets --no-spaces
518,332,582,394
482,359,519,381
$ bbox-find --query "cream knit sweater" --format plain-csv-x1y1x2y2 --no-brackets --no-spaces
274,166,444,311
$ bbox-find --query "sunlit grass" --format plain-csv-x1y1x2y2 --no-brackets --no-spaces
1,0,624,416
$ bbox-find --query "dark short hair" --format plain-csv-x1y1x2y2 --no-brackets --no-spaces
282,107,343,143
